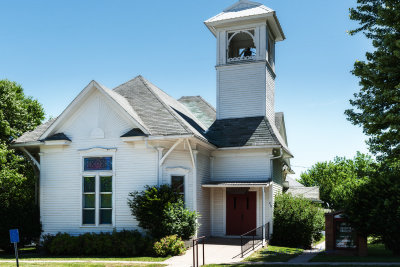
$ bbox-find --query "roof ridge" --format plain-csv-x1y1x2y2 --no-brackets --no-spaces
197,95,216,112
112,75,142,91
138,76,192,135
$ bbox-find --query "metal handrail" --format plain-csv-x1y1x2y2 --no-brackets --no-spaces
240,222,270,257
193,236,206,267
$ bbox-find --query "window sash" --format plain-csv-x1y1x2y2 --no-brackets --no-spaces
82,175,113,226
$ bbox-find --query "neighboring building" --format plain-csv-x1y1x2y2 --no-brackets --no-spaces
13,0,294,238
286,176,321,203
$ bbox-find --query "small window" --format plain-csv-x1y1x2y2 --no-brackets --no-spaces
84,157,112,171
171,175,184,197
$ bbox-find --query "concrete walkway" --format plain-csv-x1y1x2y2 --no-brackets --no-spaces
165,237,250,267
286,241,325,263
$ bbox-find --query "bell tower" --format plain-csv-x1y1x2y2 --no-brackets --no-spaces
205,0,285,125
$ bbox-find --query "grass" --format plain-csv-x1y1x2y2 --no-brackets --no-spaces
243,245,303,262
206,265,400,267
0,263,166,267
0,250,169,263
311,243,400,262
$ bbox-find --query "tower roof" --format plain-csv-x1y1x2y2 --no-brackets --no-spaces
205,0,285,41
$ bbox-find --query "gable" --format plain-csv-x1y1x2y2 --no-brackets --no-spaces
55,90,138,141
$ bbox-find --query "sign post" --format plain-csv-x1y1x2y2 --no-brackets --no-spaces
9,229,19,267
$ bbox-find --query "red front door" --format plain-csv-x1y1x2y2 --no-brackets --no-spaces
226,191,256,235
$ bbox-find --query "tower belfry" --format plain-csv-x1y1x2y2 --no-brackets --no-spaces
205,0,285,124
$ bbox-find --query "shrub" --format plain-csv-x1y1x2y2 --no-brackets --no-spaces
42,230,153,256
153,235,186,257
128,185,199,240
271,193,324,249
162,199,199,240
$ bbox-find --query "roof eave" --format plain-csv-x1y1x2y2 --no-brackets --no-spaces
11,141,43,147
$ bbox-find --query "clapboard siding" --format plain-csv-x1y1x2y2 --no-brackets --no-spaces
217,63,266,119
266,67,275,125
211,188,225,236
212,151,270,181
162,149,194,210
40,92,158,235
197,152,211,236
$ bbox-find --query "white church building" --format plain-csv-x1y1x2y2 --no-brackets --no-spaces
13,0,294,238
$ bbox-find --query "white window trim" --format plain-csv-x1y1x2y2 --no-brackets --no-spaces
165,167,190,204
80,147,116,228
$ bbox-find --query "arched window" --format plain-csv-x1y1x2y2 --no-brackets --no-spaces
227,30,256,62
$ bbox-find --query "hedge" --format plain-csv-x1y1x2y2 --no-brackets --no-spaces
42,230,153,256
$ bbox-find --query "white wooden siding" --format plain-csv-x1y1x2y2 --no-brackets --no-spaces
210,188,225,236
196,152,211,236
212,150,271,181
162,149,194,211
266,67,275,125
267,182,282,234
217,63,266,119
40,91,158,235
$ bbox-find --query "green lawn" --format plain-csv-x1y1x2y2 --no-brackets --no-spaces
243,245,303,262
311,243,400,262
206,265,400,267
0,250,169,262
0,263,165,267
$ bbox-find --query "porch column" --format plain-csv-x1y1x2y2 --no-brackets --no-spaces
156,147,164,186
262,186,266,246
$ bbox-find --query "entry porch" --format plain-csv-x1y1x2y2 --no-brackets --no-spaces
202,182,274,240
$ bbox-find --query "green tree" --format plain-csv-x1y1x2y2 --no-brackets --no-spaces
342,164,400,255
299,152,375,209
0,80,45,251
0,80,44,143
345,0,400,162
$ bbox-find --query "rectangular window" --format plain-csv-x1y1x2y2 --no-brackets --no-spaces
83,176,96,225
82,175,113,225
84,157,112,171
100,176,112,224
171,175,184,198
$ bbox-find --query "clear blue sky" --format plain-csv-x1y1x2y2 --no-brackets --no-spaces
0,0,371,177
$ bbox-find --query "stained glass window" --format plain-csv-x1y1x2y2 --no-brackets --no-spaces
84,157,112,171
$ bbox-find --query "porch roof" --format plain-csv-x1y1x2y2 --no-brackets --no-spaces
202,180,271,188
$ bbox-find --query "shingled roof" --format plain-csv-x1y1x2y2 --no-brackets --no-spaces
205,116,291,154
12,76,291,156
178,96,216,128
13,118,57,144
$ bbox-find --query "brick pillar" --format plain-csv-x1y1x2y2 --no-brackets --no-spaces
325,213,334,251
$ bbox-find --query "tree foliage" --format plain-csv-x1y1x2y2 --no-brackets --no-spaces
0,80,45,251
0,80,44,144
299,152,376,209
342,165,400,255
271,193,324,249
345,0,400,162
128,185,199,240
